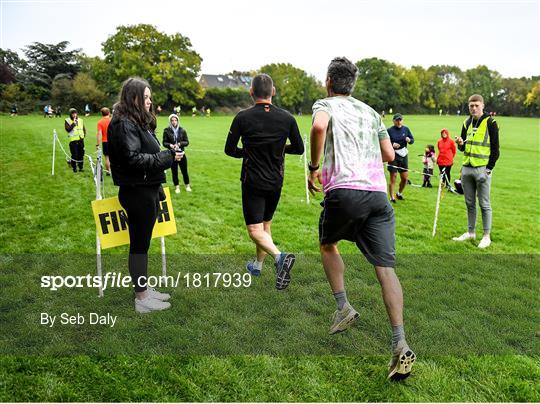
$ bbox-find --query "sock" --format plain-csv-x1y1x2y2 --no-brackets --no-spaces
253,259,263,270
392,324,405,351
274,252,282,263
333,290,348,310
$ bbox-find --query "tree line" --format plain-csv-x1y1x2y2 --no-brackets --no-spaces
1,24,539,116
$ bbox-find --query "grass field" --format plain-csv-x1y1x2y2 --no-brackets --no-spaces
0,113,539,401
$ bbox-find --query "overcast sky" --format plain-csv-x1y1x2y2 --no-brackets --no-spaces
1,0,539,82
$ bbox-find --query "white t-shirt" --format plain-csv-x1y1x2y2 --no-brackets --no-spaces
312,96,389,194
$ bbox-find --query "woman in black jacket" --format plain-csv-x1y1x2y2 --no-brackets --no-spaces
108,77,183,313
163,113,191,193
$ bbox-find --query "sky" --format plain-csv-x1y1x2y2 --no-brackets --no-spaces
1,0,539,82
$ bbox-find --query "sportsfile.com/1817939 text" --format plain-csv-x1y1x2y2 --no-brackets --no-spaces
40,271,252,291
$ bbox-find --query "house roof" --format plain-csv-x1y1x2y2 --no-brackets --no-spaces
200,74,251,89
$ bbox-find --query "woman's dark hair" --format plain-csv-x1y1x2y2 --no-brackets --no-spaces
426,144,435,155
113,77,155,130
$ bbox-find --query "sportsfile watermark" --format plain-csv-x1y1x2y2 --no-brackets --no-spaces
41,271,252,291
2,254,538,356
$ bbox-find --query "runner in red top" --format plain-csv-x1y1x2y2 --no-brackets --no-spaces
97,107,112,175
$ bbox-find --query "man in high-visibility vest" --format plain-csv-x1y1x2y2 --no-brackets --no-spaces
64,108,87,173
453,94,500,248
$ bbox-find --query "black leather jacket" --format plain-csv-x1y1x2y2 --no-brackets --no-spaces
163,126,189,152
108,117,174,186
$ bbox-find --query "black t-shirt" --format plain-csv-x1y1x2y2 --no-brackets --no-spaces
225,103,304,191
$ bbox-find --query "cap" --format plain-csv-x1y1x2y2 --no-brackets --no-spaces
69,108,77,114
393,113,403,121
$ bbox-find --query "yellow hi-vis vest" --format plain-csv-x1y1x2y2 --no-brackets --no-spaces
66,117,85,142
463,117,490,167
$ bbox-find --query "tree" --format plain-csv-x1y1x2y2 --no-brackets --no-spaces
524,81,540,114
353,58,402,112
412,65,436,110
23,41,80,81
425,65,466,112
73,73,107,109
493,78,532,116
464,65,502,107
396,65,421,110
20,41,81,100
102,24,203,106
51,73,107,111
51,76,75,110
79,55,117,102
0,83,33,113
0,48,26,84
259,63,323,113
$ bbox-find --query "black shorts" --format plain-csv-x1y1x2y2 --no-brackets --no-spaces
387,153,408,173
319,188,396,267
242,184,282,225
102,142,109,156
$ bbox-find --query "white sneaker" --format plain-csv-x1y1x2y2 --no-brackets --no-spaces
452,232,476,241
329,302,360,334
147,287,170,301
135,296,171,313
478,237,491,249
185,184,192,192
175,186,180,194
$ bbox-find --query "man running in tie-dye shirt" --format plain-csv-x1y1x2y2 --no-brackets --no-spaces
307,57,416,381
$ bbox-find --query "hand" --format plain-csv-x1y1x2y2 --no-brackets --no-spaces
405,137,411,143
455,137,464,146
307,170,323,195
392,142,400,149
174,151,184,161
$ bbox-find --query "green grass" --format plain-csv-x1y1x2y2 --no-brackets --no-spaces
0,113,539,401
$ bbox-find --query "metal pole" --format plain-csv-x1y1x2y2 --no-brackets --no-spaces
51,130,57,176
303,135,310,204
160,236,167,278
432,169,444,237
95,147,104,297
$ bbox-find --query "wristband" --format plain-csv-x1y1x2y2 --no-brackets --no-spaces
308,163,319,172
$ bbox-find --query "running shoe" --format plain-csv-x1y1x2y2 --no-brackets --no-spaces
329,302,359,334
275,253,295,290
388,340,416,381
246,260,261,276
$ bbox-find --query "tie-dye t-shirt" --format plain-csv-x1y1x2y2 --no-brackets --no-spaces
312,96,388,194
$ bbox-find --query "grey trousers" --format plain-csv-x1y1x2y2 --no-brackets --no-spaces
461,166,492,233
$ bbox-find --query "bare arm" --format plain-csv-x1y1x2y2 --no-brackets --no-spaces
379,138,395,162
308,111,330,194
310,111,329,166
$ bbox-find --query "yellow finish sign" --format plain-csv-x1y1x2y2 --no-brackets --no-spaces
91,187,177,249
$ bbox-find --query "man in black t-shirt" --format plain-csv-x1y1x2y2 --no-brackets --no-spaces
225,73,304,290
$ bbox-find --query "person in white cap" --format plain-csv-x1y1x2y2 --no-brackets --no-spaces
163,113,191,193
